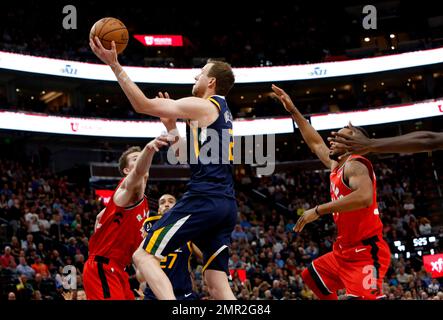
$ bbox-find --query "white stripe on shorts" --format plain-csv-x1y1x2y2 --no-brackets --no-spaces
154,214,191,257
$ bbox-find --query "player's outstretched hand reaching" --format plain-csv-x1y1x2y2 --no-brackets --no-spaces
294,207,320,232
147,134,175,152
156,92,177,130
328,122,372,159
89,36,119,68
271,84,297,114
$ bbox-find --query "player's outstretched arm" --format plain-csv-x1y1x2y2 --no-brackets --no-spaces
158,92,187,163
114,134,172,207
330,124,443,155
272,84,332,168
89,38,214,120
94,208,106,231
294,160,373,232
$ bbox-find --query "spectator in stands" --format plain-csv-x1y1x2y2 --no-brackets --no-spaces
16,256,36,279
38,211,50,235
418,217,432,235
31,255,49,279
231,224,248,242
9,236,21,258
21,234,36,252
1,246,16,269
428,279,440,295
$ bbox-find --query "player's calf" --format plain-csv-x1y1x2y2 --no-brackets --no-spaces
204,269,236,300
132,246,176,300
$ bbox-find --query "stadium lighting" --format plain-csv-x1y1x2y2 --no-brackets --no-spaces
3,47,443,83
390,34,396,39
364,37,370,42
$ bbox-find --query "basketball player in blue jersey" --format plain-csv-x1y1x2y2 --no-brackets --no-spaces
90,38,237,299
138,194,202,300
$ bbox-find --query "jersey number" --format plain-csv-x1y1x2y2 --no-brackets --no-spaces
160,253,178,269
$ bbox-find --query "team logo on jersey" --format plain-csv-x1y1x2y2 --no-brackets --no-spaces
224,110,233,124
113,212,123,225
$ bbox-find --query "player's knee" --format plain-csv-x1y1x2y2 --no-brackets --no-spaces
132,247,148,266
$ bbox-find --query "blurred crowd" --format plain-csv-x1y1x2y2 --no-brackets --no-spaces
0,150,442,300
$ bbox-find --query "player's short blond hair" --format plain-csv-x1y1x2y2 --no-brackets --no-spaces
206,59,235,96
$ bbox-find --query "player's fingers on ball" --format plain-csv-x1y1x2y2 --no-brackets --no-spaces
95,36,104,49
158,92,164,98
111,41,116,51
89,40,97,52
164,92,170,99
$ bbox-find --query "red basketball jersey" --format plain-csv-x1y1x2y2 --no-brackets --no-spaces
88,180,149,267
329,155,383,248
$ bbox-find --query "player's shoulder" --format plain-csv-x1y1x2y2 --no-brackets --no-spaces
345,155,373,176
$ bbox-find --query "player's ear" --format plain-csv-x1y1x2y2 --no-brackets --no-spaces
208,77,216,89
123,167,130,175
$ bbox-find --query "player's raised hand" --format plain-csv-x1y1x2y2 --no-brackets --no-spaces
89,36,119,68
147,134,175,152
271,84,297,114
157,92,177,130
293,207,319,233
328,122,372,159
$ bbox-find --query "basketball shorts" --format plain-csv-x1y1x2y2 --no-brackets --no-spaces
302,235,391,300
142,194,237,275
83,255,134,300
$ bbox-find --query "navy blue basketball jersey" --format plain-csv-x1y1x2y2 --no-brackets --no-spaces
186,95,235,199
143,241,195,299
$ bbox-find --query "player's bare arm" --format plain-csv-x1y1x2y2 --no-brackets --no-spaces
157,92,187,162
89,38,217,125
294,160,373,232
94,208,106,231
272,84,333,168
113,135,172,207
330,123,443,155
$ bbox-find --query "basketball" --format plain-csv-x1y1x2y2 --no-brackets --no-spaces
90,17,129,54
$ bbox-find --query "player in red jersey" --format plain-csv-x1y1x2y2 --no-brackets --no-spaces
83,134,171,300
272,84,391,300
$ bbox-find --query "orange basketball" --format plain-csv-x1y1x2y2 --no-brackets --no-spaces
90,17,129,54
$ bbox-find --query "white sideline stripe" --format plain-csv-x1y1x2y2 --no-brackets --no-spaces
312,261,333,294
